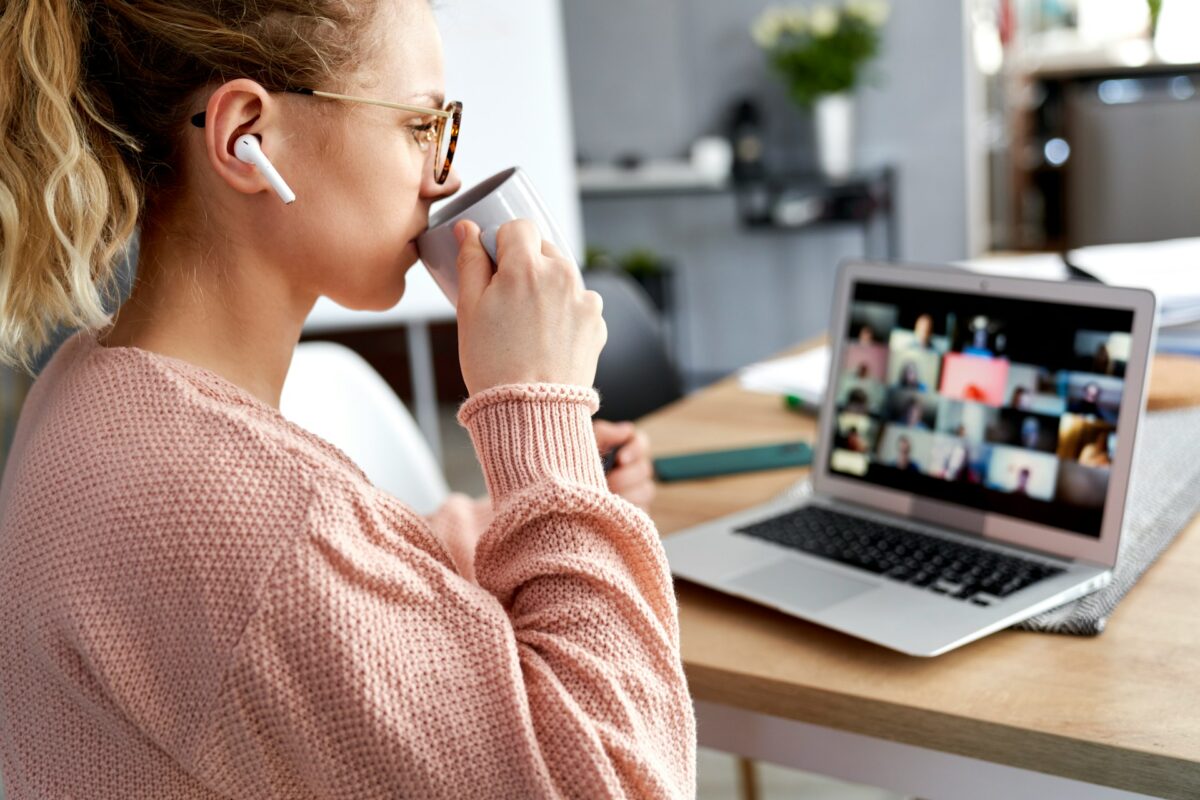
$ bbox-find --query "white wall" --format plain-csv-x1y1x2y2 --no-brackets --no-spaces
433,0,582,257
333,0,583,318
385,0,582,315
434,0,583,253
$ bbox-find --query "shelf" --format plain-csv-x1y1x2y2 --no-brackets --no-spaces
577,161,729,198
577,163,898,259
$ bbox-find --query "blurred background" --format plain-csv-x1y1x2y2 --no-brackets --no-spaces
3,1,1198,796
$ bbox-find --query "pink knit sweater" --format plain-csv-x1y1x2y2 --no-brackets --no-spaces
0,330,696,798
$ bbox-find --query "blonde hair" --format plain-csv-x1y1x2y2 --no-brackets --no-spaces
0,0,377,373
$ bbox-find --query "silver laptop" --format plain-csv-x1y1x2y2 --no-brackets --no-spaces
664,261,1157,656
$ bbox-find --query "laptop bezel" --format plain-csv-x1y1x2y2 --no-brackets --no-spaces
812,260,1157,569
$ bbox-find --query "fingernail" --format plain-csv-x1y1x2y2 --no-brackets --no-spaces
453,221,467,245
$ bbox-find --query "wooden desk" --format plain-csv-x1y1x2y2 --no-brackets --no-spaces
640,343,1200,800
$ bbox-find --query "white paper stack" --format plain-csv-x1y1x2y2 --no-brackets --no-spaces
737,345,830,405
957,253,1069,282
962,239,1200,329
1066,238,1200,328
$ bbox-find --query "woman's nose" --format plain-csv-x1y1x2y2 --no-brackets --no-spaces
422,166,462,200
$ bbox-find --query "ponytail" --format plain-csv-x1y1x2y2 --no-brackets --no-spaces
0,0,378,374
0,0,140,373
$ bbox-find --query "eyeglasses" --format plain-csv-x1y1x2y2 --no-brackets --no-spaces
190,88,463,184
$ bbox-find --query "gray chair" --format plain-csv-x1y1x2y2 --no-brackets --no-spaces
581,268,682,422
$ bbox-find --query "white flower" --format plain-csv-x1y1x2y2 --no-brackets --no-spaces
780,7,809,36
751,8,786,48
753,6,814,48
847,0,890,27
810,3,839,37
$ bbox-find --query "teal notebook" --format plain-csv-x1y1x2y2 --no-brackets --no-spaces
653,441,813,482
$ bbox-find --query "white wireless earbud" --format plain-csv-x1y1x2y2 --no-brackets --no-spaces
234,134,296,205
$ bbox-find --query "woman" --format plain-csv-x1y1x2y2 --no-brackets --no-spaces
0,1,695,797
1078,430,1113,468
898,360,924,391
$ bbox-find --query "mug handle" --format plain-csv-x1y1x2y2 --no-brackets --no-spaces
481,224,502,266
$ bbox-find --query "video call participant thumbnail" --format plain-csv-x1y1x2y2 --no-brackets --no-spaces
884,388,938,429
985,408,1060,454
888,349,941,392
875,426,934,474
887,311,949,353
836,375,885,416
1004,363,1067,416
1062,373,1123,423
934,398,996,443
843,342,889,383
928,434,991,484
985,447,1059,502
939,352,1010,406
1057,414,1117,469
1074,330,1132,378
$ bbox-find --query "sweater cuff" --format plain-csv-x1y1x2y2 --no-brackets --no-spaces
457,383,606,501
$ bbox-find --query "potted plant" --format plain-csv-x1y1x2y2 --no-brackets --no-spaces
584,245,674,314
620,248,674,313
584,245,618,272
752,1,889,179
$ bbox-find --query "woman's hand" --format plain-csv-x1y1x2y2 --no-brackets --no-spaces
455,219,606,395
594,420,656,511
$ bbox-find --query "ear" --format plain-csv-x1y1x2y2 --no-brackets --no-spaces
200,79,285,198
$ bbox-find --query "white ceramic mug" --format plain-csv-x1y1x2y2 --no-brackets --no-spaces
416,166,577,305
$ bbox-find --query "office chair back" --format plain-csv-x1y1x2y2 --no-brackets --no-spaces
280,341,449,515
581,268,683,421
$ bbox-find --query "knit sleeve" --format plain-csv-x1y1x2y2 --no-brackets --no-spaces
423,492,493,583
191,385,696,799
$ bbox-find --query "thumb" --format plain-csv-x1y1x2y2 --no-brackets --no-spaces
455,220,493,314
593,419,634,448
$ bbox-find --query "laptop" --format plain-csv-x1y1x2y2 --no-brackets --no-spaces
663,261,1157,656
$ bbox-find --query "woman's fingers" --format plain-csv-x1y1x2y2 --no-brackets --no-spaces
608,456,654,491
457,218,606,394
454,220,493,314
617,429,650,467
594,419,635,450
540,238,565,259
493,219,542,273
611,473,656,511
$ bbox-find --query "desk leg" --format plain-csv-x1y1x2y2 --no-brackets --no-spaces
736,757,760,800
406,322,442,466
695,700,1158,800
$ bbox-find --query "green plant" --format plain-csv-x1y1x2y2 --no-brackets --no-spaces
752,1,889,107
584,244,617,270
619,248,667,279
1147,0,1162,35
585,245,668,278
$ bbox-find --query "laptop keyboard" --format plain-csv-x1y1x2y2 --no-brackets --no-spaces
735,506,1064,605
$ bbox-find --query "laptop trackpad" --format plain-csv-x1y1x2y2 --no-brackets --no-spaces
729,559,877,612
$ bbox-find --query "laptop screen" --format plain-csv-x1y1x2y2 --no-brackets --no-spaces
828,280,1135,538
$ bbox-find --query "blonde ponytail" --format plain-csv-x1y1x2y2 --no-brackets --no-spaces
0,0,377,373
0,0,140,373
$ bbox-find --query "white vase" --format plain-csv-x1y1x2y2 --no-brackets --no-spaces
813,92,856,180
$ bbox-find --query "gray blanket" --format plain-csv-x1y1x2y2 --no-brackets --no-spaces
1016,406,1200,635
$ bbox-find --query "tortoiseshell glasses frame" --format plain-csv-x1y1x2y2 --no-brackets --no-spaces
190,88,463,184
